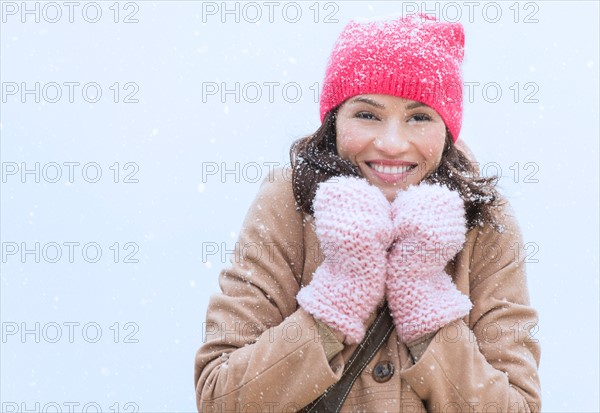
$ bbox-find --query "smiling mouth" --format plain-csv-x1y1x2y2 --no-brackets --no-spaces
365,162,417,175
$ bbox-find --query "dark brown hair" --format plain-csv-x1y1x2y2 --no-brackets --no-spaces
289,107,506,231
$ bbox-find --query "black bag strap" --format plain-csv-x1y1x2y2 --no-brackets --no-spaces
300,304,395,413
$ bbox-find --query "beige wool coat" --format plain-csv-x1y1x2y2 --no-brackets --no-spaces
194,152,541,412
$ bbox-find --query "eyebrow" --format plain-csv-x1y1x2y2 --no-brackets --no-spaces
349,96,427,110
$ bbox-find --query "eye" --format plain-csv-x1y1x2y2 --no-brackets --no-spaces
409,113,432,123
355,111,379,120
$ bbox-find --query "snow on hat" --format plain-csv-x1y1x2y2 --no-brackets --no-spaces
319,13,465,142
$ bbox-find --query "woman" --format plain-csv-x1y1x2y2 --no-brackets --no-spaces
194,14,541,412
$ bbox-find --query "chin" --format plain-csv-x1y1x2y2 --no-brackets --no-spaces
384,192,396,203
382,187,401,202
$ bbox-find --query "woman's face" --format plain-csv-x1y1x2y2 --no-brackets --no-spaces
335,94,447,202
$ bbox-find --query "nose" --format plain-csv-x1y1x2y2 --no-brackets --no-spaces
374,121,410,154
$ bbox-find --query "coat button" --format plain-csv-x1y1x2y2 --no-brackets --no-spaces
372,361,394,383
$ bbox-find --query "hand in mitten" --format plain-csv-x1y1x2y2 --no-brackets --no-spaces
386,183,472,345
296,176,394,344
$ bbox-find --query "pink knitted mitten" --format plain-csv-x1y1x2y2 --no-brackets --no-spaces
296,176,394,344
386,183,472,345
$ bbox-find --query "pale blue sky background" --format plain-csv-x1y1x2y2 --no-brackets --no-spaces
1,1,599,411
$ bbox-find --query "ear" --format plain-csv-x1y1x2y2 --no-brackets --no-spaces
454,138,480,176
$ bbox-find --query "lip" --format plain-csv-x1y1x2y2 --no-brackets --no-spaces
364,160,418,184
365,159,417,167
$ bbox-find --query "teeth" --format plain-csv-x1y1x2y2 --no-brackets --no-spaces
369,163,414,175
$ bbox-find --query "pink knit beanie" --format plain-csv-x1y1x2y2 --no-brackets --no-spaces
319,14,465,142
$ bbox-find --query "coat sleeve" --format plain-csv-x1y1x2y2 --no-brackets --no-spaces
400,200,542,413
193,168,343,412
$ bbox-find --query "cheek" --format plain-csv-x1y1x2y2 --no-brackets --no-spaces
417,130,446,165
336,128,370,161
418,130,446,179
